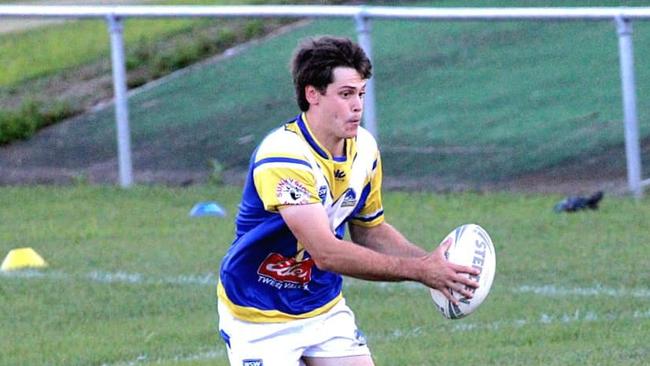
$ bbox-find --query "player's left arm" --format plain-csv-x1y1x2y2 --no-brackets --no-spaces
349,222,429,258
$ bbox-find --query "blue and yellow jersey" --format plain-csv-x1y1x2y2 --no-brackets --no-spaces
218,113,384,323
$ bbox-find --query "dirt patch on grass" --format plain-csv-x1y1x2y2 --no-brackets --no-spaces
0,127,641,196
382,142,644,196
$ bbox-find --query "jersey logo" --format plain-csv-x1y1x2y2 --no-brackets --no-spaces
258,253,314,287
334,169,347,180
318,185,328,203
341,189,357,207
275,178,309,205
243,360,263,366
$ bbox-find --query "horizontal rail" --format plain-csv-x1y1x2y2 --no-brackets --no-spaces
1,5,650,20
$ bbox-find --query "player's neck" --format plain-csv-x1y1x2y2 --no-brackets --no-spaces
304,111,345,158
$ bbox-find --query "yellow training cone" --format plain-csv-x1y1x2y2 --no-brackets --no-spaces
1,247,48,271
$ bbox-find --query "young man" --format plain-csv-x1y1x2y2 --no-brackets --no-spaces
217,36,479,366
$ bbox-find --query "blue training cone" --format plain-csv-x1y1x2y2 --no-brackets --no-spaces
189,201,226,217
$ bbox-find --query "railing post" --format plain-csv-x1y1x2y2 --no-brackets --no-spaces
615,16,643,199
355,10,378,140
106,14,133,188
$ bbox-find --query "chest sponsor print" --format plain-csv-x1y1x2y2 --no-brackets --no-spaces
257,252,314,289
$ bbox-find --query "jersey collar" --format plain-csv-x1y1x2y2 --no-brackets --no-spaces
296,113,348,162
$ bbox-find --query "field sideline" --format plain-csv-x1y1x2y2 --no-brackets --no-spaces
1,185,649,365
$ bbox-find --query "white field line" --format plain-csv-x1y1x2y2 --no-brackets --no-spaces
344,279,650,299
99,307,650,365
383,308,650,340
3,269,650,299
4,269,650,365
514,283,650,298
1,269,217,286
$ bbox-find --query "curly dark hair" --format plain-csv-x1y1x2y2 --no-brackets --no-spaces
291,36,372,112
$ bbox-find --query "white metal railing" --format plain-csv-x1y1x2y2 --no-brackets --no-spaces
2,5,650,19
0,5,648,198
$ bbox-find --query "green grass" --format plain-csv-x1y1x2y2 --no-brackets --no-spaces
13,0,649,186
0,0,330,86
4,3,650,364
1,185,649,365
1,0,200,86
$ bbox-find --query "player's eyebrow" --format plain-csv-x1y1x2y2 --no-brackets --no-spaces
337,83,366,91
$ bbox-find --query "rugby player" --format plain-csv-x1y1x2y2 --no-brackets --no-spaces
217,35,479,366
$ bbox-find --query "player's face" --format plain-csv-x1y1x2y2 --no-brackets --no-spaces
317,67,366,139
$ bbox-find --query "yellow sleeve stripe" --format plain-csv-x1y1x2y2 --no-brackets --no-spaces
217,282,343,323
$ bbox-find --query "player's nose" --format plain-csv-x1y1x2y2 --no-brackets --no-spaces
351,95,363,112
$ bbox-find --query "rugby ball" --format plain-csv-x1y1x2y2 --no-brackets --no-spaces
430,224,496,319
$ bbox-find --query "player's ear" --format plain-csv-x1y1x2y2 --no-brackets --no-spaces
305,85,320,106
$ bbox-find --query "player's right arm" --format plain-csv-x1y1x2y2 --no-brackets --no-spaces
278,203,479,302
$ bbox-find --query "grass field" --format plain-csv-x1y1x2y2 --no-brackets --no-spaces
2,2,650,363
0,0,305,86
5,0,650,187
1,185,649,365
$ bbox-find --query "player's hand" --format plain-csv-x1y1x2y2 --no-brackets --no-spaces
422,238,480,304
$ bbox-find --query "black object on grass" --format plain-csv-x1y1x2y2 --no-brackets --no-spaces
554,191,604,213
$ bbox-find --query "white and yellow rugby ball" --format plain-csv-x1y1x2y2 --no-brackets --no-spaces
430,224,496,319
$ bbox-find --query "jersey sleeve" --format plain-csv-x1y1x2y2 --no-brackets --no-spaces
350,150,384,227
252,133,321,212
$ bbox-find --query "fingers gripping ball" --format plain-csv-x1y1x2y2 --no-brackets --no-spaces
430,224,496,319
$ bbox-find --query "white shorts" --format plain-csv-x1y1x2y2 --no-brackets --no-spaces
217,298,371,366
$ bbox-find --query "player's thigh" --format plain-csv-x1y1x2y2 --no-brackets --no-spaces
302,355,375,366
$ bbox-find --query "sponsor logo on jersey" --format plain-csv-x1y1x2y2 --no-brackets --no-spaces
257,253,314,287
334,169,347,180
318,185,328,203
341,189,357,207
243,360,263,366
275,178,309,205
